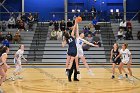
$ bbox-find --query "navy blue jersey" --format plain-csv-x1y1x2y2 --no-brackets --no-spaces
66,36,77,57
66,36,77,49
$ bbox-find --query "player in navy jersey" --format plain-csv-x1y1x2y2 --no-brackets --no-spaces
62,21,78,80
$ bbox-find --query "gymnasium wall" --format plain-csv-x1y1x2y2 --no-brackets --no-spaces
0,0,140,21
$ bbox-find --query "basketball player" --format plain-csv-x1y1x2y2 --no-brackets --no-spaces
62,21,78,75
117,43,133,80
0,46,9,92
11,45,27,80
110,43,128,79
75,23,98,75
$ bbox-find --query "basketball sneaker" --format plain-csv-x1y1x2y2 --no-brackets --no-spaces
17,76,23,79
65,69,69,76
118,75,123,80
129,76,134,81
112,75,115,79
125,74,128,78
88,69,94,76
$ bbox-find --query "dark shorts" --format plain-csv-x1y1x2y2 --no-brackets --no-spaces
67,48,77,57
112,58,121,65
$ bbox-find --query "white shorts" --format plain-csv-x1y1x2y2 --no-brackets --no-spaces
77,49,84,57
122,59,130,64
14,58,21,65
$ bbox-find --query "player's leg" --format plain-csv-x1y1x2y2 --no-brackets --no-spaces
127,62,133,80
118,62,124,79
112,63,116,79
66,55,71,69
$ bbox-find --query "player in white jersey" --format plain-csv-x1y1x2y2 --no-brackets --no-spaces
116,43,133,80
75,23,98,76
11,45,27,80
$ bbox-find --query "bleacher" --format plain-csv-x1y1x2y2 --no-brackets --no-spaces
0,28,35,64
42,21,107,65
111,21,140,64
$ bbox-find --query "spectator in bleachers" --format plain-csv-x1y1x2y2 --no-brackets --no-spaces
2,21,6,31
49,20,53,26
83,34,93,51
83,26,91,37
125,29,133,40
119,20,127,31
28,13,34,31
21,13,27,22
115,12,122,22
13,32,21,44
60,20,66,31
110,12,115,22
137,31,140,40
86,34,93,43
54,21,59,31
0,32,4,43
117,28,124,40
126,21,132,30
50,30,57,40
18,20,25,31
2,38,10,47
5,32,13,42
57,30,63,40
8,17,16,28
93,33,101,47
34,13,39,23
67,19,73,30
92,17,98,26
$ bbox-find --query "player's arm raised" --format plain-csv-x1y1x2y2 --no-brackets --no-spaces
71,20,77,37
83,39,98,47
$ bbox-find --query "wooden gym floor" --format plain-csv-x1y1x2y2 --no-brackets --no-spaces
2,65,140,93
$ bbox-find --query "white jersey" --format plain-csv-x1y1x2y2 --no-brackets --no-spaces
15,49,24,61
76,37,85,50
76,37,86,57
120,49,131,63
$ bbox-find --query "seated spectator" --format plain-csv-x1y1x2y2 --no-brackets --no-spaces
125,29,133,40
0,32,4,43
28,13,34,31
83,34,93,51
126,21,132,30
21,13,27,22
60,20,66,31
83,26,91,37
57,30,63,40
117,28,124,40
94,23,100,33
13,32,21,44
85,34,93,43
119,20,127,31
110,12,115,22
2,21,6,31
67,19,73,30
49,20,53,26
50,30,57,40
54,21,59,31
93,33,101,47
2,38,10,47
8,17,15,28
5,32,13,42
137,31,140,40
18,20,25,31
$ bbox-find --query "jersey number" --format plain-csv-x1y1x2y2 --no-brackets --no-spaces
68,38,73,43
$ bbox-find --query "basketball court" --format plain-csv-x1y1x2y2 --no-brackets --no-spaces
3,65,140,93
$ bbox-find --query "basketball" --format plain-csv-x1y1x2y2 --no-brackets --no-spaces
76,16,82,23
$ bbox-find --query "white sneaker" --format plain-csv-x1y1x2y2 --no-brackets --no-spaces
17,76,23,79
129,76,134,81
88,70,94,76
118,75,123,80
